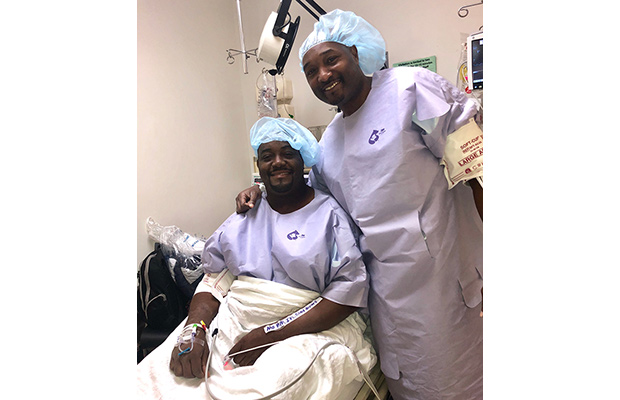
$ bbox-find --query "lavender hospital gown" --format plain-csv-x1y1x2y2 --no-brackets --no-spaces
202,189,369,309
309,67,483,399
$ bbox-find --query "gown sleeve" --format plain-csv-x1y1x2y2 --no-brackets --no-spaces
408,67,479,159
319,205,369,308
201,213,237,274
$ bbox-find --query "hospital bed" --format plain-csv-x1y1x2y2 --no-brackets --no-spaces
137,238,389,399
354,362,389,400
137,319,389,400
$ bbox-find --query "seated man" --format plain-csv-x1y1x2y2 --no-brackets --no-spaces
137,117,376,400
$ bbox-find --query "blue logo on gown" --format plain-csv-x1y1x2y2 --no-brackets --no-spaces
287,230,305,240
368,128,386,144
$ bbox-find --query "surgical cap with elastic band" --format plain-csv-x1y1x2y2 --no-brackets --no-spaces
299,9,386,76
250,117,321,167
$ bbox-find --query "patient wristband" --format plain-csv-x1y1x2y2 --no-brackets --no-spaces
195,269,237,303
264,297,322,333
196,320,208,333
255,182,266,193
440,118,483,189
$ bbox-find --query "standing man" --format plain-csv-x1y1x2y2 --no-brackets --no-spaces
237,9,483,400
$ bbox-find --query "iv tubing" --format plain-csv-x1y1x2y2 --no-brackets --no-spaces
224,341,284,362
204,331,381,400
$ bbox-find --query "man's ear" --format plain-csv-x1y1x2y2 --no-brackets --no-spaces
349,45,359,62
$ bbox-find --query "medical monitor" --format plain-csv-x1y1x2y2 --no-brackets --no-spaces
467,32,483,90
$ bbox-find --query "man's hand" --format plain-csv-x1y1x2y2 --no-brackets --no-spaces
227,326,273,367
235,185,262,214
169,329,210,379
470,178,482,220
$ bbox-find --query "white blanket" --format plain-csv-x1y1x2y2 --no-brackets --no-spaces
137,276,377,400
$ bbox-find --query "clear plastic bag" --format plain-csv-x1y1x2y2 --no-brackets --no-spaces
256,69,278,118
146,217,206,295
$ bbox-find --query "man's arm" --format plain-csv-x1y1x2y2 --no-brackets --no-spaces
470,178,483,220
169,292,220,378
227,298,357,366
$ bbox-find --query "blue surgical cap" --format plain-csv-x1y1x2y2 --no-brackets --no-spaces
250,117,321,167
299,9,386,75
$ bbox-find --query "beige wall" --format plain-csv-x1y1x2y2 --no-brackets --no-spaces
137,0,482,264
138,0,253,262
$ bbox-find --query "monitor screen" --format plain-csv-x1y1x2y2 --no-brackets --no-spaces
467,32,483,90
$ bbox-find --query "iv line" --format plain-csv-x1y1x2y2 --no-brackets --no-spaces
204,330,381,400
223,341,284,362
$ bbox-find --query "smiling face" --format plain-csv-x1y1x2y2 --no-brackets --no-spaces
302,42,371,116
256,141,305,195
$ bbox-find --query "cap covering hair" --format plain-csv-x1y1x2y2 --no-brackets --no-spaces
250,117,321,167
299,9,386,75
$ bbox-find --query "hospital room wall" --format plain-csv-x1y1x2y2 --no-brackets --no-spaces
137,0,483,265
137,0,255,264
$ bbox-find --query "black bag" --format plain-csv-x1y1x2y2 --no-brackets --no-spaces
137,243,191,330
168,253,204,300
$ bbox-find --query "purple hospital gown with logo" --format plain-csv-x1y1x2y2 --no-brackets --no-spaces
201,189,368,308
309,67,483,399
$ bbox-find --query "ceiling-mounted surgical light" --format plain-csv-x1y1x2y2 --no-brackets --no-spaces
257,0,326,75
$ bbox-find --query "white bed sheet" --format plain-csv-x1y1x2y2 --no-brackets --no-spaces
137,276,377,400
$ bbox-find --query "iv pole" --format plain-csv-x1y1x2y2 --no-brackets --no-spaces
226,0,258,74
458,0,482,18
